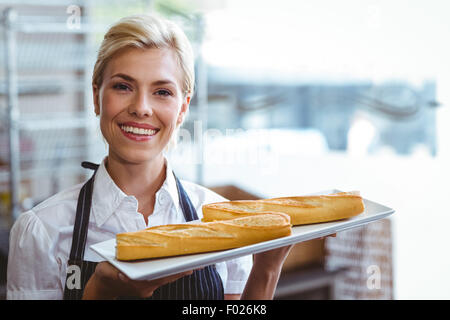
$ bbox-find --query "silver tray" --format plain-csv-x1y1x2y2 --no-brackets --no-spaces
91,190,394,280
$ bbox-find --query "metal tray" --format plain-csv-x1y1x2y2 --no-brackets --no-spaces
91,190,394,280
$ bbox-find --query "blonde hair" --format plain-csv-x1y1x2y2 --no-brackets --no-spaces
93,14,195,150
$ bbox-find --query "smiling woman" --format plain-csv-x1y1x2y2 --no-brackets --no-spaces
6,13,293,301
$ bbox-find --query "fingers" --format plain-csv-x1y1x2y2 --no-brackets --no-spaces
94,262,195,299
157,270,194,285
252,244,294,267
117,270,192,286
96,261,122,282
319,233,337,240
117,269,195,299
117,272,129,282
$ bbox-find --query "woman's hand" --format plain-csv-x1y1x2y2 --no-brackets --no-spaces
240,244,294,300
252,233,337,273
319,233,337,240
241,233,338,300
252,244,294,273
82,261,193,300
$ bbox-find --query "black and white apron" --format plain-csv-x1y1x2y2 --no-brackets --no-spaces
63,162,224,300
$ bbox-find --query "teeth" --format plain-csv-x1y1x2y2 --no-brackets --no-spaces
120,125,157,136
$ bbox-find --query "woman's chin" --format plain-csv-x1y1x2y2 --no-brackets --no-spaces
109,150,164,166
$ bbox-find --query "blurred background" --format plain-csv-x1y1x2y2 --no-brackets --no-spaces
0,0,449,299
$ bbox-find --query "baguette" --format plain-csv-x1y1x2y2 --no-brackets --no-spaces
202,191,365,226
116,212,291,261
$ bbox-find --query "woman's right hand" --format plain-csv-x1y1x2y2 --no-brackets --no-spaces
82,261,194,299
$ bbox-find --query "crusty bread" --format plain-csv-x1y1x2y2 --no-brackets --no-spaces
116,212,291,261
202,192,365,226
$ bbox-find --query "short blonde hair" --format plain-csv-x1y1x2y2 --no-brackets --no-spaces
93,14,195,95
93,14,195,150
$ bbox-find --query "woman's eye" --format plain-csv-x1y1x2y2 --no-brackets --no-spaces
113,83,131,91
155,89,172,97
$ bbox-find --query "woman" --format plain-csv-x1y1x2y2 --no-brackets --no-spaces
7,14,292,300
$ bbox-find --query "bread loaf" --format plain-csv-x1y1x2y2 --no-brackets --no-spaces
116,212,292,261
202,191,365,226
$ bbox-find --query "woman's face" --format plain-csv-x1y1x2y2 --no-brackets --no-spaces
93,47,190,165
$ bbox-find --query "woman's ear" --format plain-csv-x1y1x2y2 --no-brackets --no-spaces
93,84,100,116
177,95,190,125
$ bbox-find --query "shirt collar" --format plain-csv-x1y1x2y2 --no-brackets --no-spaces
91,157,181,227
92,158,132,227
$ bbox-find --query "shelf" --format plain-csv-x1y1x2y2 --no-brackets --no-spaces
13,21,108,35
0,78,88,96
18,113,98,130
0,40,96,72
0,162,99,184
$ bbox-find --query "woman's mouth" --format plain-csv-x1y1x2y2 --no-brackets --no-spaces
119,123,160,141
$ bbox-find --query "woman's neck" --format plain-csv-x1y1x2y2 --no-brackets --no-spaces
104,154,166,219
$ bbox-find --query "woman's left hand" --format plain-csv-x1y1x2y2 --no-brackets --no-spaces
241,233,338,299
252,245,294,272
253,233,337,272
319,233,337,240
241,244,294,300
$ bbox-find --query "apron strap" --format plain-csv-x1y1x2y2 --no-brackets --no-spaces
68,162,98,261
173,172,199,222
81,161,100,171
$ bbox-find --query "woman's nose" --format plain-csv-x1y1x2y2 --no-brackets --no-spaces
128,91,153,117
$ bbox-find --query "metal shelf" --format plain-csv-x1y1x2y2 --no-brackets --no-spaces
0,37,97,73
0,78,88,95
0,6,99,223
18,113,98,130
0,164,81,184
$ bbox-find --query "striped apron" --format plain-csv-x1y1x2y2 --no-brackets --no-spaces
63,162,224,300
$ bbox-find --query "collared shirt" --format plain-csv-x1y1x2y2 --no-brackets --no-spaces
7,158,252,300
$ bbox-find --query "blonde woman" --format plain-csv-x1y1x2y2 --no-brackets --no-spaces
7,14,293,300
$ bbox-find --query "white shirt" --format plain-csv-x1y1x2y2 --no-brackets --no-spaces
7,158,252,300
